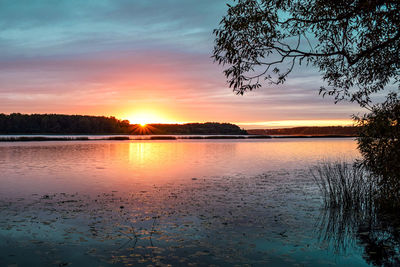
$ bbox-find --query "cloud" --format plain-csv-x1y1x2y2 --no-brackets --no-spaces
0,0,365,125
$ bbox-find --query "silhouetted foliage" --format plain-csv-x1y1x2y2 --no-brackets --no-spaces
0,114,247,135
215,0,400,212
0,113,131,134
355,93,400,203
213,0,400,108
143,123,247,135
248,126,358,136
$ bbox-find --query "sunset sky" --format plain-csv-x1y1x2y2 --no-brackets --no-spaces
0,0,365,128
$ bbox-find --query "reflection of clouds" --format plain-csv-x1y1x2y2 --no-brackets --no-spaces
0,140,360,195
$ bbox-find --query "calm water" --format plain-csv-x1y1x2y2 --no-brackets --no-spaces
0,138,372,266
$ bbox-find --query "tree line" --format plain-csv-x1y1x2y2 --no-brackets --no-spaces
139,123,247,135
247,126,358,136
0,113,247,135
0,113,132,134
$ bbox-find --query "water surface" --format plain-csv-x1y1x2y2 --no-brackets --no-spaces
0,138,372,266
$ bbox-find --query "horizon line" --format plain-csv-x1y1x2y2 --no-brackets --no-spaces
1,113,355,129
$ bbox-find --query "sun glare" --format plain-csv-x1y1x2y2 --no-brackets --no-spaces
134,116,149,126
124,110,174,126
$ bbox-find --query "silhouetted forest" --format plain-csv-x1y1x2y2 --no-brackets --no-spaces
0,113,132,134
139,123,247,135
0,113,247,135
247,126,358,136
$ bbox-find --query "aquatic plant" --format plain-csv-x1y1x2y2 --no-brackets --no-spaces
311,161,376,210
313,161,400,265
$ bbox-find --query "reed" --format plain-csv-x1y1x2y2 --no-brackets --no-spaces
311,161,377,210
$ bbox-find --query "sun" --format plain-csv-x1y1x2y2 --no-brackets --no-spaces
125,110,168,126
132,116,150,126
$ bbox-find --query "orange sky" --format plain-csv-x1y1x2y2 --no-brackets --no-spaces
0,0,367,129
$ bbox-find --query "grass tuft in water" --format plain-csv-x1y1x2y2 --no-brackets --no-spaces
311,161,376,210
313,161,400,264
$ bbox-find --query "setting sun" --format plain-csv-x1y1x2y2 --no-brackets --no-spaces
132,116,151,126
133,115,150,126
123,109,176,125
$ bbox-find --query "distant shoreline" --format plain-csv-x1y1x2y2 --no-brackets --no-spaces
0,135,357,142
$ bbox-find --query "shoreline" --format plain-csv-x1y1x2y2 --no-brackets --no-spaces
0,135,357,142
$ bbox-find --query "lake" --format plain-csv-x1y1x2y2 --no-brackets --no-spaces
0,138,373,266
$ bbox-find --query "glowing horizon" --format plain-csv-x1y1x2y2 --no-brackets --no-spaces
236,119,354,129
122,110,175,125
118,113,354,129
1,110,355,129
0,1,366,126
